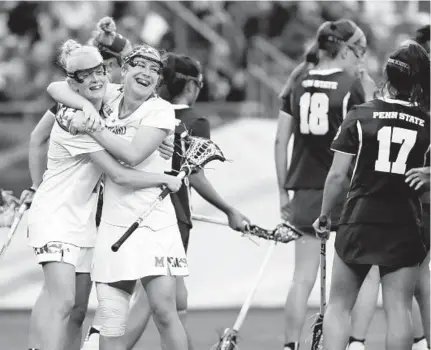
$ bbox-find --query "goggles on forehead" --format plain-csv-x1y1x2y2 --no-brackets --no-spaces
127,55,163,73
124,46,163,68
175,72,204,89
67,63,106,83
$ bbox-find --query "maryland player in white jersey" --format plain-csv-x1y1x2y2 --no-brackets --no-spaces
27,40,182,350
48,45,189,350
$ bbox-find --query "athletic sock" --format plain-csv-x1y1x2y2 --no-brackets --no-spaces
412,336,429,350
348,336,365,345
87,325,101,335
284,342,299,350
81,326,101,350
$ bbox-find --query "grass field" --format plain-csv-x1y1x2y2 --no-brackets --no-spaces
1,308,387,349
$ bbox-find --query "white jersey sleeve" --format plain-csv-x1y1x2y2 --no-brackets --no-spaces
54,107,104,156
138,99,176,134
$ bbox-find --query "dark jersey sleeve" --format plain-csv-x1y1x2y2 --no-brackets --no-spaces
190,117,211,139
347,78,366,111
331,109,360,155
280,93,292,115
48,103,59,115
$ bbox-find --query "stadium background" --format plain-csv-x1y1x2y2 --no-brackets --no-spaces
0,1,429,348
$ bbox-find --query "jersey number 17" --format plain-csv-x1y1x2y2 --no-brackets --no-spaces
375,126,417,175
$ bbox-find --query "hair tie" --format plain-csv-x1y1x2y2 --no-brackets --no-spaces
387,58,410,72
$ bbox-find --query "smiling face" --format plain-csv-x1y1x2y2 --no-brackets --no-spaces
67,51,108,103
123,55,161,100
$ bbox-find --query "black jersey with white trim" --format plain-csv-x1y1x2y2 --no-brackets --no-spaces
332,98,430,225
285,68,365,190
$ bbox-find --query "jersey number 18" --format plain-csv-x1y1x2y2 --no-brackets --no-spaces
299,92,329,135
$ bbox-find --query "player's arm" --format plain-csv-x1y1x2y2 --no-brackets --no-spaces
28,107,56,188
89,151,181,191
61,129,180,191
274,109,295,193
320,152,354,216
90,126,169,167
187,118,249,230
47,81,107,130
319,111,359,225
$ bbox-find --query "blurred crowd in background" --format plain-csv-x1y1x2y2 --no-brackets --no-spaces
0,1,429,114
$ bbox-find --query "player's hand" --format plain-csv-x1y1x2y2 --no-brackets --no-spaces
158,137,175,160
405,166,430,190
164,176,182,193
279,189,292,222
19,188,36,208
313,215,331,240
82,103,104,132
226,208,250,233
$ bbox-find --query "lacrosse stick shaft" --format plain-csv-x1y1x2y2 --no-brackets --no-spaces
0,203,28,259
320,240,326,314
232,242,276,331
191,214,228,226
111,170,187,252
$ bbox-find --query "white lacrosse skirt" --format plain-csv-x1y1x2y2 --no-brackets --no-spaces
91,221,189,283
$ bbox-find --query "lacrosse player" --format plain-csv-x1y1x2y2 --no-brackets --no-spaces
275,19,367,350
27,40,182,350
314,42,430,350
346,30,431,350
48,44,189,350
107,53,249,350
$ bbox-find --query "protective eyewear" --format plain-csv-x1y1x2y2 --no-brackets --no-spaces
67,63,106,83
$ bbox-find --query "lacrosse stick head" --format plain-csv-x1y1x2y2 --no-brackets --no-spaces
210,328,238,350
309,313,324,350
243,222,303,244
179,131,226,175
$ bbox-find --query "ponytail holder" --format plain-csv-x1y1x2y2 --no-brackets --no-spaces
387,58,410,72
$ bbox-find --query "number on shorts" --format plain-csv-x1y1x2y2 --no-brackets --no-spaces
299,92,329,135
375,126,417,174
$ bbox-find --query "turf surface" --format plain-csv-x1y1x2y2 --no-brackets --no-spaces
0,308,387,349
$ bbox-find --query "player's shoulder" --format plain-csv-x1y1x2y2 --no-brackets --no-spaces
54,105,79,133
146,96,174,111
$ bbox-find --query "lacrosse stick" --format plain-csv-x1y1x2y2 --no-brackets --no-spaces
310,218,328,350
211,223,305,350
191,213,228,226
112,131,226,252
0,191,31,260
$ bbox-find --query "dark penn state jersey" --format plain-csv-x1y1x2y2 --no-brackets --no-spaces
331,98,430,225
282,68,366,190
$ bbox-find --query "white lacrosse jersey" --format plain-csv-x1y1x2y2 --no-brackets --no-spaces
101,94,178,230
28,107,104,248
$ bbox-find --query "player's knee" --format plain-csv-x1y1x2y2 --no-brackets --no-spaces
151,299,176,329
97,286,131,337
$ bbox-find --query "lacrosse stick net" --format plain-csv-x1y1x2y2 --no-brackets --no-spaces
0,189,31,260
112,131,226,251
